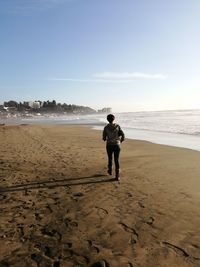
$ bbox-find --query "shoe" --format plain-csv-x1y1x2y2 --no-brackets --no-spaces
107,169,112,175
115,169,120,181
116,176,120,182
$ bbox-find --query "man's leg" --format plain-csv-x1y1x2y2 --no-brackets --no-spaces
106,145,113,175
114,145,121,179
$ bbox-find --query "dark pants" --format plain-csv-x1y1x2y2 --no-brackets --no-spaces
106,145,121,171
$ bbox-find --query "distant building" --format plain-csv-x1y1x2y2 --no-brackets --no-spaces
24,101,41,109
32,101,41,109
98,107,112,114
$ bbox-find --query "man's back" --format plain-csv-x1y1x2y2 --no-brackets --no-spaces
103,123,124,145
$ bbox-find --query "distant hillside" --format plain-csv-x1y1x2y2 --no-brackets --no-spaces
1,100,96,115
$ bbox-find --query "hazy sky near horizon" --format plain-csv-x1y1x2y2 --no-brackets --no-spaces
0,0,200,112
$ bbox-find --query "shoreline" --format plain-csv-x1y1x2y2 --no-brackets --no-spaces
93,126,200,153
1,121,200,152
1,124,200,266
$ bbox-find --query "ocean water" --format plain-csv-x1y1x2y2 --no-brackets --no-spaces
93,109,200,152
2,109,200,151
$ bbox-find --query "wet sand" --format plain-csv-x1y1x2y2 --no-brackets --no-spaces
1,124,200,267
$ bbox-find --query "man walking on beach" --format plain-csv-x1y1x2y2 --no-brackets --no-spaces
103,114,125,181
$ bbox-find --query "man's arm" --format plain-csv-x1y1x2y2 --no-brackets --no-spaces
102,127,107,141
118,126,125,142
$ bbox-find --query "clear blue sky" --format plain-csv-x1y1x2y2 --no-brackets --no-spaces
0,0,200,112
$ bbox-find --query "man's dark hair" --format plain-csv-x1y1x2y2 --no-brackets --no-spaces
107,114,115,123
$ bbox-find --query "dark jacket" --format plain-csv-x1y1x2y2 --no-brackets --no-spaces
103,123,125,145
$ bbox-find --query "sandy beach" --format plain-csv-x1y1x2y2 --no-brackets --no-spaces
1,124,200,267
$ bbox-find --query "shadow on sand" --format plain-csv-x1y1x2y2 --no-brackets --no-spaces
0,174,116,193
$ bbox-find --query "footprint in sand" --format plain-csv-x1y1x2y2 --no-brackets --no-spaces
44,245,61,259
87,240,100,254
95,206,108,220
162,241,190,258
64,217,78,229
119,222,138,236
145,216,155,226
35,212,43,221
119,222,139,244
126,192,133,198
138,201,145,208
73,192,84,197
41,226,62,241
45,204,53,213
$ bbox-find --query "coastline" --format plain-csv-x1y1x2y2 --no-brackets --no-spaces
1,124,200,266
2,111,200,152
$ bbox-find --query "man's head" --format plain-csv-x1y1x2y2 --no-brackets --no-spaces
107,114,115,123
